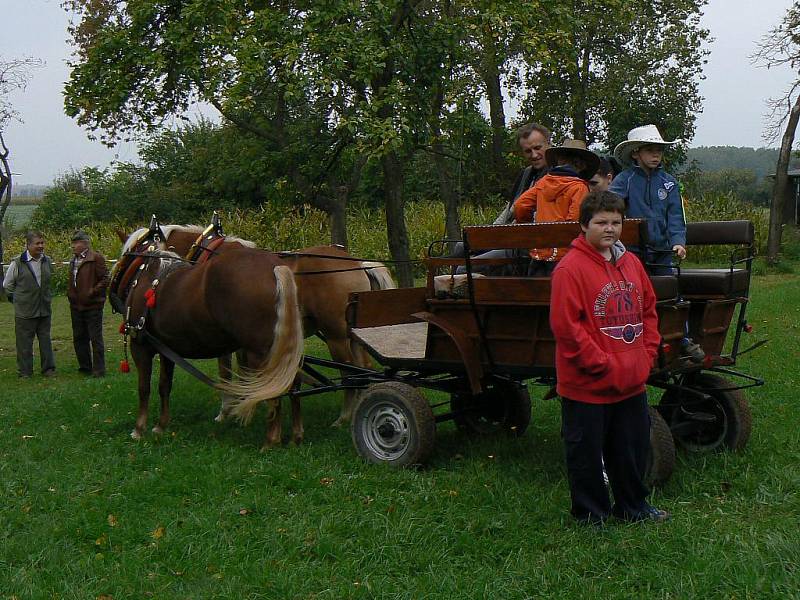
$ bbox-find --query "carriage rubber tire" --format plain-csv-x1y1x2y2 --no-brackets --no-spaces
450,383,531,437
646,406,676,488
660,373,752,453
351,382,436,468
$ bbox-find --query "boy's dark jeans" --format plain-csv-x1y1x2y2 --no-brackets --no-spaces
561,392,651,522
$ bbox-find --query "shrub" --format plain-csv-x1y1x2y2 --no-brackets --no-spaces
683,192,769,263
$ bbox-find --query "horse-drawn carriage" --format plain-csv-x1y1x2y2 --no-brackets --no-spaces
317,218,764,484
112,215,763,486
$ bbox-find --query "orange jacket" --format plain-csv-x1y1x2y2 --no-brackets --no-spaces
513,172,589,261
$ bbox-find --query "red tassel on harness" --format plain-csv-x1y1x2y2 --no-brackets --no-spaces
119,359,130,373
119,321,127,334
144,287,156,308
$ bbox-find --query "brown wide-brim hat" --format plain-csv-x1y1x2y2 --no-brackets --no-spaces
545,139,600,180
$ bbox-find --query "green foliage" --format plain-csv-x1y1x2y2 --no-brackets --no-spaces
683,192,770,263
684,146,783,179
518,0,709,163
681,167,772,207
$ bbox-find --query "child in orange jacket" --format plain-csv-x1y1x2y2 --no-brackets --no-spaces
513,140,599,267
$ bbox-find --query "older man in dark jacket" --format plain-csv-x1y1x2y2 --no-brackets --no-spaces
67,230,109,377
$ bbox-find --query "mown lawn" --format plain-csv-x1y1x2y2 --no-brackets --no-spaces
0,272,798,599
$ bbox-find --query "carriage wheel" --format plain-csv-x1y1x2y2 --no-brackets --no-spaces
351,382,436,468
660,373,752,452
450,381,531,437
646,406,676,488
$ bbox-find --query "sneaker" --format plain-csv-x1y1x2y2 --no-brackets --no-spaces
617,505,671,523
681,338,705,363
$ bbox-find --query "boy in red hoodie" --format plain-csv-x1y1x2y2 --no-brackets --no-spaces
550,190,668,524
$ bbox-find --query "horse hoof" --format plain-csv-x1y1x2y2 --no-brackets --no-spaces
214,413,226,423
330,417,346,428
292,436,304,447
152,426,164,435
130,430,142,440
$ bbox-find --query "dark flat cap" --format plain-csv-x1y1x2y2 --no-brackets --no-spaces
71,230,90,242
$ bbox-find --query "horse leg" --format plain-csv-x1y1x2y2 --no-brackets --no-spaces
153,355,175,435
131,344,154,439
262,398,283,450
326,337,359,428
214,353,234,422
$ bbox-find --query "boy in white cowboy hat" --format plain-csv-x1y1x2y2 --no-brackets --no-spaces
610,124,704,362
609,124,686,268
513,139,599,272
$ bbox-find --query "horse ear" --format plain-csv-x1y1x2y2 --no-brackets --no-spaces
115,228,129,244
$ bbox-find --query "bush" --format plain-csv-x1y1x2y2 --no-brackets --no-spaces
683,192,769,263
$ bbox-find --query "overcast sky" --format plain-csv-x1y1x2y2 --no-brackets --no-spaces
1,0,798,186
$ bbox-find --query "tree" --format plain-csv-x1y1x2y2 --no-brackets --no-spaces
0,57,44,233
518,0,709,160
754,2,800,264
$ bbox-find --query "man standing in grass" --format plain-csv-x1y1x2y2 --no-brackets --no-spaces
3,231,56,378
67,230,109,377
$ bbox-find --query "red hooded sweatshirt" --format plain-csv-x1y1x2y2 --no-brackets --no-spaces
550,234,660,404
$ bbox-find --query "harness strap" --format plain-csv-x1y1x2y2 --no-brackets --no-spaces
138,328,219,388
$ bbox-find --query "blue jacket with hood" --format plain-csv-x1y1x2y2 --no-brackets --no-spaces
609,164,686,253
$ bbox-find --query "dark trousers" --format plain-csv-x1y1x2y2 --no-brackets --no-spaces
15,315,56,376
70,307,105,374
561,392,651,522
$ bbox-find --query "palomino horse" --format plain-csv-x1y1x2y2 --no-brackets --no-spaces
112,231,305,447
119,224,396,425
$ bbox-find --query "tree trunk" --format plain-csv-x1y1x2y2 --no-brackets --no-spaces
381,151,414,287
430,80,461,248
0,133,11,229
767,94,800,263
481,54,507,181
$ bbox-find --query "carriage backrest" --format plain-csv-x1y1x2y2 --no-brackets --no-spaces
685,220,754,247
461,219,646,252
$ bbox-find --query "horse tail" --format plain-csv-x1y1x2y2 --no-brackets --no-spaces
363,261,397,290
223,265,304,424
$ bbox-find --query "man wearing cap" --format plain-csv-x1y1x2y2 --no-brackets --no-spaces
3,231,56,378
609,124,686,268
67,230,109,377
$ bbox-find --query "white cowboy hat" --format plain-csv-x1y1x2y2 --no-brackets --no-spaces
613,125,681,165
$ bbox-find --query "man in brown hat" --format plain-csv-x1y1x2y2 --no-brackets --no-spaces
513,139,599,272
67,230,109,377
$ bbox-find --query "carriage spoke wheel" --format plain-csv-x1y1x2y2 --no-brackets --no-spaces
450,382,531,437
660,373,752,452
645,406,676,488
351,382,435,467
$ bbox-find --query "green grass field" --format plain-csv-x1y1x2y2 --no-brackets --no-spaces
0,272,798,599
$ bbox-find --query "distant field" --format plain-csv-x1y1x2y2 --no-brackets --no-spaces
2,203,38,230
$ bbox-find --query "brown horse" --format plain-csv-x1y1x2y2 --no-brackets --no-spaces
113,234,305,447
120,224,395,425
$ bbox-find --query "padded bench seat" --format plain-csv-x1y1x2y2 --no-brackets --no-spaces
678,268,750,297
649,275,678,301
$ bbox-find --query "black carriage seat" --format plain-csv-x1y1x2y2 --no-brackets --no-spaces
649,275,679,301
678,220,754,298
